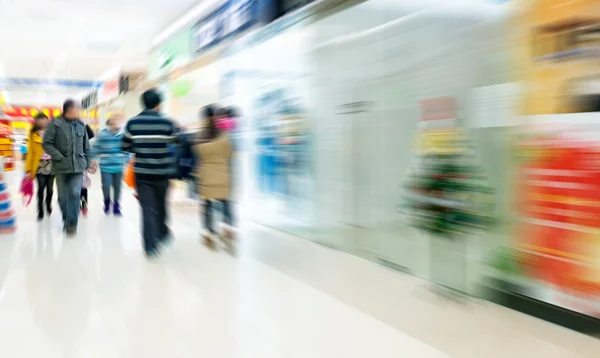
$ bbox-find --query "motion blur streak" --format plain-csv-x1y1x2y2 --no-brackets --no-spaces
0,0,599,357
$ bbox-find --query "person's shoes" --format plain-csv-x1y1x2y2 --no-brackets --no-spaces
113,202,122,216
222,226,236,254
103,200,111,215
159,231,174,249
46,206,52,215
145,248,160,261
202,233,216,249
37,212,44,222
81,207,88,216
65,226,77,237
223,226,236,241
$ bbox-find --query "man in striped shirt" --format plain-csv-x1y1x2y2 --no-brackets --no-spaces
121,88,178,258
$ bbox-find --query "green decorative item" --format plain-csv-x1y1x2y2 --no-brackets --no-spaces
170,80,193,98
405,128,496,237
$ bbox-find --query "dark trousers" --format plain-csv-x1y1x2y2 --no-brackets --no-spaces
36,174,54,216
204,199,233,234
80,188,88,209
136,178,170,253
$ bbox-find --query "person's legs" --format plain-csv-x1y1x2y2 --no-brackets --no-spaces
202,198,216,247
204,199,214,233
154,178,169,240
219,199,235,249
66,174,83,230
46,175,55,213
55,174,68,224
80,187,88,215
221,200,233,227
36,175,48,219
136,178,159,254
112,172,123,202
112,172,123,215
100,171,112,212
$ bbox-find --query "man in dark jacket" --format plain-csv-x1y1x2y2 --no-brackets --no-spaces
42,99,92,236
121,88,178,258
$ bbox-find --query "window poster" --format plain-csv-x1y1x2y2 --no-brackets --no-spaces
493,0,600,318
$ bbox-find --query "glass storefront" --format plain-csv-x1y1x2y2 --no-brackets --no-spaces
209,1,509,295
156,0,512,296
218,21,315,231
154,0,600,324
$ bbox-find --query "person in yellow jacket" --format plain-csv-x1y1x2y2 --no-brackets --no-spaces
25,113,53,220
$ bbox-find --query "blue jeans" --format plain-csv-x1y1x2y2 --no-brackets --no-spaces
204,200,233,234
55,173,84,229
101,171,123,203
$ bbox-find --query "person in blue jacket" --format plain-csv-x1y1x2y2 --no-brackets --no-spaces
90,115,129,215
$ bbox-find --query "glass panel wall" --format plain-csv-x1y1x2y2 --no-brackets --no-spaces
214,0,511,295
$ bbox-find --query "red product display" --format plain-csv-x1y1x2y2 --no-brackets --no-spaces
516,130,600,302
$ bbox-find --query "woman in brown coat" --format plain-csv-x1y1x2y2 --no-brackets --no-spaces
194,106,234,247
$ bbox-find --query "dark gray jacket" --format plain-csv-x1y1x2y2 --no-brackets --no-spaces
42,116,91,174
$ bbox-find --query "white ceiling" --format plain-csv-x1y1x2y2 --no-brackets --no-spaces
0,0,201,105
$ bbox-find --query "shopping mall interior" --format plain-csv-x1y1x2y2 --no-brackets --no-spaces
0,0,599,356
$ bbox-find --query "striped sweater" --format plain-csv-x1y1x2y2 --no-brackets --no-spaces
121,110,178,178
90,128,129,173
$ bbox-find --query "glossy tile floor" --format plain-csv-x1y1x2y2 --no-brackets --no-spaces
0,171,599,357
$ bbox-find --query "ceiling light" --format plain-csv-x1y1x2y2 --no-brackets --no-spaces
152,0,223,48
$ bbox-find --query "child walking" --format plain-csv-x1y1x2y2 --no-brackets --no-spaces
80,171,91,216
80,124,96,217
90,115,128,215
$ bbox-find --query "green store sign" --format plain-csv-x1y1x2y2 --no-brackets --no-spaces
148,30,192,80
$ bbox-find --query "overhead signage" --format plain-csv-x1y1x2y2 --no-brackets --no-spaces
220,0,319,58
282,0,315,13
192,0,280,55
193,0,256,54
0,78,102,88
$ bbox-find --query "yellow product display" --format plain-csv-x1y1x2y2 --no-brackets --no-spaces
515,0,600,115
417,129,466,155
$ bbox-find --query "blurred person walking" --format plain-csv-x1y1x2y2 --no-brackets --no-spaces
24,113,53,221
91,115,128,216
121,89,178,258
42,99,93,236
194,105,234,250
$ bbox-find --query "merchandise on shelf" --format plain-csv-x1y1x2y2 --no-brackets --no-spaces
405,128,495,237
